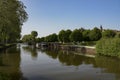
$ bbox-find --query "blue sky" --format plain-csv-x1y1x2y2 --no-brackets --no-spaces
21,0,120,37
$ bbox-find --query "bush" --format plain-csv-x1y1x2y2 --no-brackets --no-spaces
96,38,120,57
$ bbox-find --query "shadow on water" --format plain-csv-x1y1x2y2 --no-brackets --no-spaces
0,45,28,80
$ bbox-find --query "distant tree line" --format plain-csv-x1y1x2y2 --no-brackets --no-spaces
22,26,120,44
0,0,28,44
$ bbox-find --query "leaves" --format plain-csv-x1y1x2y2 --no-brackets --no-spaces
0,0,28,43
70,29,82,42
58,29,72,43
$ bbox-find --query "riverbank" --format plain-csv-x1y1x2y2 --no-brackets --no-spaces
37,42,96,56
0,44,16,50
60,45,96,55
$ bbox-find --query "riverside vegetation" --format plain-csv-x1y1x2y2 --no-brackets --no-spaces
96,38,120,57
22,27,120,58
0,0,28,49
0,0,120,58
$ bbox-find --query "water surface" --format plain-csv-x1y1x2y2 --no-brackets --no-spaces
0,44,120,80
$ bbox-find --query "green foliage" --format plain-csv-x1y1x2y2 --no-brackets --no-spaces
0,0,28,43
22,31,38,45
79,27,85,32
65,29,72,42
31,31,38,38
58,29,72,43
22,34,32,42
58,30,65,42
102,30,116,38
82,30,91,41
45,33,58,42
31,31,38,45
96,38,120,57
70,29,82,42
36,37,45,43
89,27,102,41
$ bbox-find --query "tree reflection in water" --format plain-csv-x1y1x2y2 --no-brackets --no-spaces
0,46,28,80
1,45,120,80
43,48,120,79
43,49,96,66
95,56,120,79
22,46,38,59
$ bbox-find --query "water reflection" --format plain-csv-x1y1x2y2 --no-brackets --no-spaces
95,56,120,79
0,44,120,80
0,45,27,80
22,46,38,59
43,49,120,79
43,49,96,66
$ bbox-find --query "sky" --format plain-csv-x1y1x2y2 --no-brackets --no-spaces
21,0,120,37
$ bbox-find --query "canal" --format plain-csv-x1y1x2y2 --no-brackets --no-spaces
0,44,120,80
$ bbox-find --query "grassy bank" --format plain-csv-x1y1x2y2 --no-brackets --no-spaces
96,38,120,58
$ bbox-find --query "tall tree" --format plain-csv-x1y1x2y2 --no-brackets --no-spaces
45,33,58,42
58,30,66,43
70,29,83,42
82,30,91,41
58,29,72,43
31,31,38,39
65,29,72,42
22,34,32,43
0,0,28,43
31,31,38,46
89,27,102,41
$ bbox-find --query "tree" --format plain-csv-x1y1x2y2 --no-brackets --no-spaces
0,0,28,44
40,37,45,42
70,29,83,42
36,37,41,43
82,30,91,41
36,37,45,43
102,30,116,38
45,33,58,42
31,31,38,46
58,30,65,43
22,34,32,44
58,29,72,43
79,27,85,32
31,31,38,38
89,27,102,41
65,29,72,42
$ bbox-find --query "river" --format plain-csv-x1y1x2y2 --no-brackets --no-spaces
0,44,120,80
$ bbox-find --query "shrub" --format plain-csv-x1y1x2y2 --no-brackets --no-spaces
96,38,120,57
